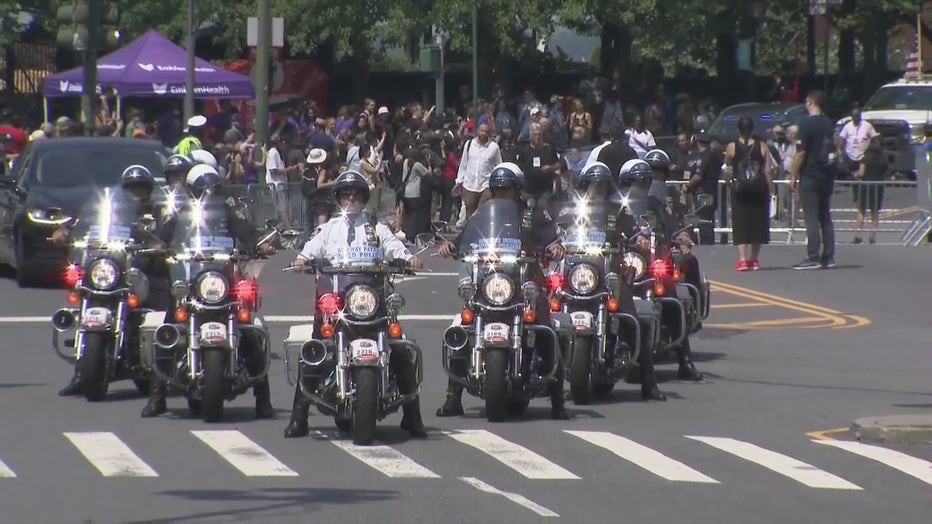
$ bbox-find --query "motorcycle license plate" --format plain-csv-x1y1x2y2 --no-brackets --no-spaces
199,322,227,343
571,311,593,329
482,322,510,344
350,339,379,361
82,307,112,328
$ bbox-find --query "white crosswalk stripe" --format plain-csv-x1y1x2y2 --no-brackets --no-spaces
813,439,932,486
64,432,158,477
0,459,16,478
566,431,719,483
321,432,441,479
191,430,298,477
445,429,580,480
686,436,862,490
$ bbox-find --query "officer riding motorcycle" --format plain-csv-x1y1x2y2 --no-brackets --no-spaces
617,159,704,381
550,161,667,403
435,162,571,421
141,163,278,419
283,170,428,440
54,165,172,398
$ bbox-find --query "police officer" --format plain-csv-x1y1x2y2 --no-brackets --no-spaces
141,163,278,418
685,134,722,245
618,159,703,382
435,162,570,420
173,115,208,157
56,165,173,396
284,170,428,439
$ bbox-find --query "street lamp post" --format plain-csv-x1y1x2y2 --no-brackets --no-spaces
435,32,446,114
184,0,195,121
472,0,478,120
255,0,271,156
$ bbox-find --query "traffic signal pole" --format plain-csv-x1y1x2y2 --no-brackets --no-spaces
81,0,101,135
254,0,271,158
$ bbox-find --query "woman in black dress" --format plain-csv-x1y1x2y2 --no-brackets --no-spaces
853,136,888,244
723,117,775,271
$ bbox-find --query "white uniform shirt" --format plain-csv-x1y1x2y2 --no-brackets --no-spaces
838,120,877,161
297,214,413,262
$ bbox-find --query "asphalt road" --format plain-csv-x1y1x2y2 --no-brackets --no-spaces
0,243,929,523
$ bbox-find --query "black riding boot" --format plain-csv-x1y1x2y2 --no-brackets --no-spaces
59,370,83,396
140,374,167,417
283,386,311,438
676,337,703,381
638,346,667,401
550,366,569,420
253,377,275,419
436,359,466,417
400,397,428,438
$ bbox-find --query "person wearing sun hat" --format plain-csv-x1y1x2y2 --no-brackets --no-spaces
300,148,329,228
173,115,208,156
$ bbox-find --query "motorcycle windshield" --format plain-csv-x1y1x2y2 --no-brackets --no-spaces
458,199,523,257
169,198,236,258
70,188,138,265
616,186,652,219
559,199,615,249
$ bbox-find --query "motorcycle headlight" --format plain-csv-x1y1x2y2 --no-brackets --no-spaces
457,277,476,301
346,286,379,318
88,259,120,290
196,271,228,304
569,263,598,294
482,273,514,306
623,252,647,279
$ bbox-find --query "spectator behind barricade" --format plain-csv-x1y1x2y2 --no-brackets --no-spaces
686,133,722,245
569,98,593,141
0,108,27,157
398,147,432,239
362,98,377,122
455,122,501,219
627,113,656,159
237,134,264,184
675,94,697,135
518,106,542,143
375,106,394,156
516,122,561,214
723,117,774,271
438,131,461,228
343,130,362,172
270,107,298,142
209,101,239,138
596,122,638,178
518,89,542,131
670,134,694,180
644,85,666,136
494,98,516,136
123,108,145,138
836,105,877,179
359,141,384,216
852,136,887,244
308,148,338,226
218,129,245,184
334,106,353,136
355,112,371,134
301,148,326,228
267,136,300,225
598,83,625,140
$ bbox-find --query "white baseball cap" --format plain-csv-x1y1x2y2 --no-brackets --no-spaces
377,106,389,115
306,148,327,164
186,115,207,128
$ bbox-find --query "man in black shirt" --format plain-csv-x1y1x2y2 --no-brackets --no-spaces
515,123,561,213
686,134,722,245
790,90,836,269
597,122,638,177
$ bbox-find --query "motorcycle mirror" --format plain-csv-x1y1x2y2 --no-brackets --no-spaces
414,233,435,248
265,218,279,229
683,214,699,227
696,194,714,209
238,196,254,205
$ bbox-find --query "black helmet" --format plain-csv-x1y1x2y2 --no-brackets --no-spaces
488,162,524,190
577,161,612,188
120,165,155,192
165,154,193,176
644,149,671,171
333,170,370,202
618,159,653,186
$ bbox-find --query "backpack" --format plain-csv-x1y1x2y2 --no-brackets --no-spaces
732,139,765,199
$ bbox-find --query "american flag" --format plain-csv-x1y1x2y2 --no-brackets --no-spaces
906,31,921,78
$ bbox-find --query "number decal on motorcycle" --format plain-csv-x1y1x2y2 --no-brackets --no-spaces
482,322,510,344
82,307,112,328
571,311,593,329
350,339,379,361
199,322,227,343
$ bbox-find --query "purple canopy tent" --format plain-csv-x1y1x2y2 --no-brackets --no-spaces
42,29,254,120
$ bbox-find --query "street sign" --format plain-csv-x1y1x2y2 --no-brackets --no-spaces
247,17,284,47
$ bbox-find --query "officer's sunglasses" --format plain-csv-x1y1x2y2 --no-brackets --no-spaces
336,189,363,200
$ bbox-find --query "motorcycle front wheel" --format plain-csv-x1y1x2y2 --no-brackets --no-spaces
569,336,594,405
483,350,509,422
351,367,379,445
80,332,111,401
201,349,227,423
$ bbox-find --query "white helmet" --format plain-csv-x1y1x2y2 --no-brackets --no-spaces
186,163,222,193
189,148,218,169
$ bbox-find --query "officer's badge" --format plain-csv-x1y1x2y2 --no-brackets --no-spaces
364,223,378,245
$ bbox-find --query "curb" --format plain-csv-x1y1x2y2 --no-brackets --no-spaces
850,415,932,445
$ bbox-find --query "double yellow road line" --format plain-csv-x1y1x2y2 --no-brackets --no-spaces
706,280,871,330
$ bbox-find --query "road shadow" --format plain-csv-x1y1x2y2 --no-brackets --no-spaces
125,487,398,523
694,328,748,340
891,403,932,409
714,376,932,397
459,405,605,422
163,405,287,423
0,382,46,389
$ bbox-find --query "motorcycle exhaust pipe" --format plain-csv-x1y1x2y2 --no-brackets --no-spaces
443,326,469,351
51,309,76,332
154,324,181,349
301,340,329,366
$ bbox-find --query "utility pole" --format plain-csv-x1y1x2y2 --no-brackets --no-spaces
255,0,271,157
471,0,478,120
81,0,102,135
184,0,195,121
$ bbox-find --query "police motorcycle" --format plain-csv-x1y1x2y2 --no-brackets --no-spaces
441,198,567,422
548,177,643,405
281,246,425,446
51,189,162,401
622,186,713,360
149,198,270,423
